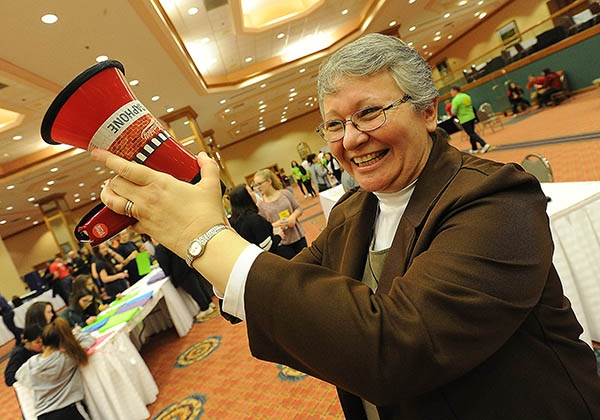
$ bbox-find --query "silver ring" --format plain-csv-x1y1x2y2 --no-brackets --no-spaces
124,200,134,218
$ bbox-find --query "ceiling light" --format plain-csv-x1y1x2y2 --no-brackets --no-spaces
475,11,480,16
259,127,266,131
299,68,306,73
260,83,267,88
244,57,253,63
434,36,441,41
91,196,97,201
151,95,160,101
74,193,80,198
6,185,15,190
408,42,414,47
341,9,348,15
129,79,139,86
276,33,285,39
33,221,39,225
50,167,58,172
448,35,453,39
28,197,35,202
289,98,294,101
79,183,85,187
458,0,467,5
25,216,31,221
258,100,264,105
281,118,287,122
96,55,108,62
43,187,50,192
75,198,81,203
260,109,265,113
230,121,237,125
436,31,441,36
235,130,240,134
167,107,174,113
289,92,298,97
259,104,267,109
290,88,295,92
409,0,416,3
220,99,227,104
479,12,487,19
41,14,58,24
183,121,189,125
224,108,231,113
6,206,13,211
12,135,22,141
422,45,428,49
478,0,484,4
188,7,199,15
47,181,55,185
95,167,101,171
444,13,451,18
409,26,416,32
0,220,6,225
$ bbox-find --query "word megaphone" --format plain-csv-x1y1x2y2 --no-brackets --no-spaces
41,60,202,246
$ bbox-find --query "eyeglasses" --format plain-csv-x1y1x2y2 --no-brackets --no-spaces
252,180,268,190
316,94,412,142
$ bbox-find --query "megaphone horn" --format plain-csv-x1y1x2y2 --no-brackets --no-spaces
41,60,201,245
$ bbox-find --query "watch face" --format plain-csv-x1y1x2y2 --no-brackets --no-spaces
189,240,203,256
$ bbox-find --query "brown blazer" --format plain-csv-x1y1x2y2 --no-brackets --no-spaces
244,135,600,419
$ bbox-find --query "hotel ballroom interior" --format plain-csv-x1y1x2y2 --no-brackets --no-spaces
0,0,599,418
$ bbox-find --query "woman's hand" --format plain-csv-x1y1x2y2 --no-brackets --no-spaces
86,316,97,325
91,149,228,260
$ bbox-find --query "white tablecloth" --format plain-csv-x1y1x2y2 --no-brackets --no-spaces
541,182,600,347
318,184,345,221
0,290,65,346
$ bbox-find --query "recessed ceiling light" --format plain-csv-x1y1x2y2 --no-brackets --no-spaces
25,216,31,221
96,55,108,62
0,220,6,225
434,36,441,41
289,97,294,102
91,196,97,201
43,187,50,192
75,198,81,203
479,12,487,19
289,92,298,97
220,99,227,104
458,0,467,5
245,57,253,63
444,13,451,18
74,193,80,198
276,33,285,39
409,0,416,3
151,95,160,101
47,181,55,185
478,0,484,4
188,7,199,15
230,121,237,125
33,221,39,225
409,26,416,32
290,88,296,92
183,121,190,125
6,206,13,211
258,100,264,105
408,41,414,47
389,21,397,27
341,9,348,15
95,167,102,171
259,127,266,131
475,11,480,16
299,68,306,73
259,104,267,109
129,80,139,86
79,183,85,187
28,197,35,202
6,185,15,190
12,135,22,141
41,14,58,24
260,83,267,88
50,167,58,172
167,107,175,113
224,108,231,113
448,35,453,39
235,130,240,134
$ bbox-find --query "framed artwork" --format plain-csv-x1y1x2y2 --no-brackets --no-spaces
498,20,520,45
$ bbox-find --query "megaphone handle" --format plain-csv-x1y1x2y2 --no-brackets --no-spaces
75,203,136,244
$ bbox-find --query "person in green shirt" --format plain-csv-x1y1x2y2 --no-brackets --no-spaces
450,86,490,154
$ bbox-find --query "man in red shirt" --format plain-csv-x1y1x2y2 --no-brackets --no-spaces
49,256,73,305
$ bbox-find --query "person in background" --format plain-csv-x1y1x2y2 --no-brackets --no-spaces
93,33,600,419
450,85,490,154
506,81,530,115
16,318,95,420
71,275,105,317
59,288,97,329
140,233,156,258
154,242,216,322
526,73,546,106
538,68,563,107
48,256,73,305
290,160,308,197
253,169,307,257
324,152,343,184
24,302,56,329
307,153,331,192
4,324,44,386
115,229,141,285
91,242,129,302
229,184,295,259
0,294,22,344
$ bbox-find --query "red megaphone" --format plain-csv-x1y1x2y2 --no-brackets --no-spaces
41,60,202,245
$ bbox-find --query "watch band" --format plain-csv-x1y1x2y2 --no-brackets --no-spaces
185,224,228,267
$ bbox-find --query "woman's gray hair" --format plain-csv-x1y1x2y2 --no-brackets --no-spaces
317,33,439,115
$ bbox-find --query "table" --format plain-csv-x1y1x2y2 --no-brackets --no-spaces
13,267,199,420
541,182,600,347
318,181,600,347
0,290,65,346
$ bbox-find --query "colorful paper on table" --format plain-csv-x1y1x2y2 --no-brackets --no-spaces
115,291,153,314
146,269,167,284
86,331,114,355
108,290,140,308
82,317,109,333
136,251,152,276
98,307,142,333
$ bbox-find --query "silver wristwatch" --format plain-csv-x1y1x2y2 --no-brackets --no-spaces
185,224,228,267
